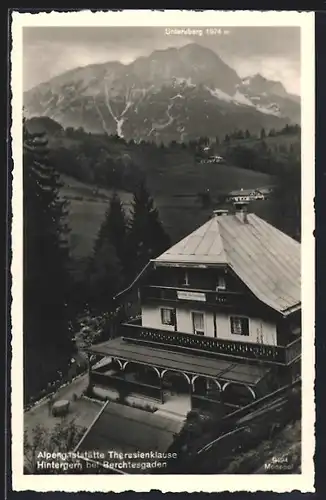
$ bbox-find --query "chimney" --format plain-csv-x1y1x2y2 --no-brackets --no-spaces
234,201,249,223
213,209,229,217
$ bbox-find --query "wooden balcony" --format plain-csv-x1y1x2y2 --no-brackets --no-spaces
120,321,301,366
285,337,302,365
142,285,244,308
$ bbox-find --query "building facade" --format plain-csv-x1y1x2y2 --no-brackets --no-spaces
85,205,301,411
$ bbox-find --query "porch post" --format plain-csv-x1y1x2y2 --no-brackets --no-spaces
159,375,164,404
189,379,193,409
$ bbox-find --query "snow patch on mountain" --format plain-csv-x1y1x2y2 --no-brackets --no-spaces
206,85,282,117
256,103,281,116
206,86,233,103
207,86,257,108
233,90,254,106
241,77,251,85
173,77,196,88
103,81,135,137
148,102,175,136
171,93,185,100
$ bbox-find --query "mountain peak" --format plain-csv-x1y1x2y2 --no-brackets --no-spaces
179,42,212,53
149,42,226,64
242,73,287,96
128,41,241,94
178,42,227,62
251,73,267,82
24,42,300,141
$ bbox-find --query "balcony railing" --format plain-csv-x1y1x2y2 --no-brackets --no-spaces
120,322,301,366
285,337,302,364
142,285,243,307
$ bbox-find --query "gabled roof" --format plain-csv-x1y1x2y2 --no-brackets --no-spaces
228,189,254,196
257,187,273,195
154,212,301,315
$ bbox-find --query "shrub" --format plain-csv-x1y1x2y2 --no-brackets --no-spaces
24,420,87,474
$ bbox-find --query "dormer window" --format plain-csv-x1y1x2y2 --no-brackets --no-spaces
216,276,226,291
183,271,189,286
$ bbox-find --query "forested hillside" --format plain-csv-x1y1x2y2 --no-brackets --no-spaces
23,116,300,403
26,117,300,258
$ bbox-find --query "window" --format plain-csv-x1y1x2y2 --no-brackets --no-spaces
183,271,189,286
216,276,226,290
161,308,176,326
230,316,249,336
192,312,205,336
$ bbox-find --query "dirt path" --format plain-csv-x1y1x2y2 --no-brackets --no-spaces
24,373,93,437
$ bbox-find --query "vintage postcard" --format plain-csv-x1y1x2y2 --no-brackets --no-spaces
10,9,315,493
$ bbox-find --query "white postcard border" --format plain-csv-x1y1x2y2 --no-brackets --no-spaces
10,9,315,493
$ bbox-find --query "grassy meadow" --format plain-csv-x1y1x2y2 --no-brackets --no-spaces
41,121,299,259
60,157,275,259
60,175,133,257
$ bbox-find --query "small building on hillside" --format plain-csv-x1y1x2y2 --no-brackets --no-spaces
227,186,274,202
84,203,301,411
256,186,275,199
227,188,257,202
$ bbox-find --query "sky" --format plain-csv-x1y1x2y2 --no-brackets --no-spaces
23,26,300,95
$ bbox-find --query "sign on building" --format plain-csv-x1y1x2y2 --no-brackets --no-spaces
177,290,206,301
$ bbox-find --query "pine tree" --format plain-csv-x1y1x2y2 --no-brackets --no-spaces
87,241,123,314
260,127,266,139
271,157,301,241
127,182,171,280
23,120,73,402
93,192,128,271
87,193,127,312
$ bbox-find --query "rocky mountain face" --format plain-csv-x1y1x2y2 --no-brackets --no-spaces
24,43,300,143
237,74,300,125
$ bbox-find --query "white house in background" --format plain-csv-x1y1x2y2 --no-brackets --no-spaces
256,186,275,199
227,188,256,202
227,186,274,202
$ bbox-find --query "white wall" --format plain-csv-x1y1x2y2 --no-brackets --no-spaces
141,304,277,345
214,311,277,346
141,304,175,331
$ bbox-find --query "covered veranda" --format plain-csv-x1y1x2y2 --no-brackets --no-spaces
85,336,272,411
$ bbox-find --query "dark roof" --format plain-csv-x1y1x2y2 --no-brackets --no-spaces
154,212,300,315
75,401,183,473
88,337,270,386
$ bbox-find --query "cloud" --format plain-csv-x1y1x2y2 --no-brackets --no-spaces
225,56,301,95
